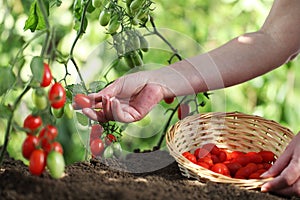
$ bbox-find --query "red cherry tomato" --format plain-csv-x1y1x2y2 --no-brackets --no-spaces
235,164,256,179
90,124,103,142
52,141,64,154
249,172,261,179
164,97,174,104
90,138,105,157
234,155,251,166
211,163,230,176
74,94,92,109
225,162,242,177
105,134,117,145
259,150,275,163
29,149,46,176
39,125,58,141
197,161,210,169
48,83,66,109
38,125,58,153
182,152,197,163
198,156,213,167
246,152,263,163
23,114,42,134
40,63,52,87
211,154,220,164
230,151,245,160
218,150,227,163
22,135,39,160
194,148,211,159
177,104,189,120
202,143,220,155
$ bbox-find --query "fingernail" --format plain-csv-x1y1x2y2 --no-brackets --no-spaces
260,171,269,178
261,185,268,192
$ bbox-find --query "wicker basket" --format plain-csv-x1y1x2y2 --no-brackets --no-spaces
166,112,295,189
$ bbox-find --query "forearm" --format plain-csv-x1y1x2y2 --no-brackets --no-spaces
151,0,300,98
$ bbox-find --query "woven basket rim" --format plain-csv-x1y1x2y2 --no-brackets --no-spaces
166,111,294,189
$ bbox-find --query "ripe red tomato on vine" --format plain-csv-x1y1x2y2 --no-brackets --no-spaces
48,83,66,109
40,63,52,87
23,114,43,134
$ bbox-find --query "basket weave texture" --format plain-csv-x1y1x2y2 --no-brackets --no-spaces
166,112,295,189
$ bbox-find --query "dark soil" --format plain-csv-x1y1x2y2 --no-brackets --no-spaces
0,150,297,200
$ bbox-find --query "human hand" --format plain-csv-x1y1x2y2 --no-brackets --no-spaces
82,72,165,123
261,132,300,196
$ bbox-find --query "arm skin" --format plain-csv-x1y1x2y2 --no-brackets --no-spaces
82,0,300,196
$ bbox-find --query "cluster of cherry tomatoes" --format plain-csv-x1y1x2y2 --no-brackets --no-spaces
73,93,123,159
89,124,122,159
182,143,276,179
22,63,66,178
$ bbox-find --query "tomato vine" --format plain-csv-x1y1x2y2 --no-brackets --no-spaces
0,0,210,167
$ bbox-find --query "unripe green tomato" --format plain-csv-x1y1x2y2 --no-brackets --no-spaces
139,36,149,52
92,0,102,8
51,107,64,119
64,103,74,119
99,9,110,26
115,43,125,56
112,142,122,158
47,150,65,179
103,145,114,158
131,34,140,50
124,54,135,68
130,0,145,13
131,51,143,67
107,16,120,34
32,89,48,110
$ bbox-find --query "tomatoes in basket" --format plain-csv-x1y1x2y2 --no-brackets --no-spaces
182,152,197,163
259,150,275,163
183,143,276,180
211,163,230,176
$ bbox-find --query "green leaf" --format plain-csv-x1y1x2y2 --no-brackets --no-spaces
0,68,16,96
24,1,38,32
0,104,12,119
76,112,89,126
30,56,44,83
89,81,107,93
24,0,49,32
66,84,86,95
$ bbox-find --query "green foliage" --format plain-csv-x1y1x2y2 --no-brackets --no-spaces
1,0,299,166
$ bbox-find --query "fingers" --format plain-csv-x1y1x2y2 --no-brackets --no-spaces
260,148,292,179
261,159,300,192
273,180,300,197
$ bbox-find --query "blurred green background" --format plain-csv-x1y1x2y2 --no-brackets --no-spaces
1,0,299,165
